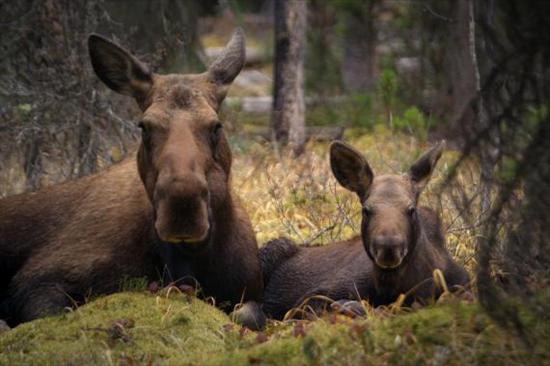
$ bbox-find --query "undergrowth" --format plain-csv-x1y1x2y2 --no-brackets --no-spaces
1,128,545,365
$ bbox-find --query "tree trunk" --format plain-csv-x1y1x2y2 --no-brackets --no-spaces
341,1,377,93
445,0,478,142
271,0,307,155
468,0,491,221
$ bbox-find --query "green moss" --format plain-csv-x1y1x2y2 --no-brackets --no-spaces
211,299,547,366
0,292,231,365
1,293,547,365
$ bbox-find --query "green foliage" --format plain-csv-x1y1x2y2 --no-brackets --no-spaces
393,106,430,141
305,2,344,95
119,276,149,292
13,104,32,122
306,95,373,128
330,0,366,13
378,69,397,109
377,69,398,126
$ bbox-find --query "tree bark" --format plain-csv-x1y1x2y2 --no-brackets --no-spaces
341,1,378,93
271,0,307,155
445,0,478,142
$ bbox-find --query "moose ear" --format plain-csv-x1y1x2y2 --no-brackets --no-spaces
88,34,152,101
205,28,246,105
330,141,374,198
408,141,445,194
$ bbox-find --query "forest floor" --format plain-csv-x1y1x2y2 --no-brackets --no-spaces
1,290,547,366
1,130,549,365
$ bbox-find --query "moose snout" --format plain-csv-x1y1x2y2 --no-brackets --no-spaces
154,174,210,244
371,235,407,269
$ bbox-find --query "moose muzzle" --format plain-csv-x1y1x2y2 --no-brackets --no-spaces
154,173,210,245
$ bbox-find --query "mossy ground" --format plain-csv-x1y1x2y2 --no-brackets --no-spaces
1,291,547,365
0,292,229,365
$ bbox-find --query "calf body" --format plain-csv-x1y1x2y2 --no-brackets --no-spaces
261,142,469,319
0,30,265,329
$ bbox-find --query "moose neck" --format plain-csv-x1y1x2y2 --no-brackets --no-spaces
151,187,237,285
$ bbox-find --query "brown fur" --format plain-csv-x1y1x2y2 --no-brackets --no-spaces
0,29,265,329
260,142,469,319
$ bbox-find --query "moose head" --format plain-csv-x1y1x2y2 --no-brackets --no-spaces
330,141,445,269
88,29,245,245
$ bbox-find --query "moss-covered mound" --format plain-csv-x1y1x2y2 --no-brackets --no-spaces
0,292,231,365
1,292,547,365
218,299,547,366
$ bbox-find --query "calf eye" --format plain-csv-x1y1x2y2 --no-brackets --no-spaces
407,206,416,217
210,122,223,146
138,121,151,146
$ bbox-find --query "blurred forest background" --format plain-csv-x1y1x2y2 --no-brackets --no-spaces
0,0,549,360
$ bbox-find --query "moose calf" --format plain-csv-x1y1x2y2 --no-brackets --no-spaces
261,141,469,320
0,29,265,330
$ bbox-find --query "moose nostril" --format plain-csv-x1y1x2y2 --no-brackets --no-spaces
381,247,395,259
372,234,407,268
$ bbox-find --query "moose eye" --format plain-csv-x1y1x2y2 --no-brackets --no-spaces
137,121,146,133
362,205,372,217
407,206,416,217
210,122,223,146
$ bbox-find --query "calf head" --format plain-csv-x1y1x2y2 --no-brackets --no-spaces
88,29,245,245
330,141,444,269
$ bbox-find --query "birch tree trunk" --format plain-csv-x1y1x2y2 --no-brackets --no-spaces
272,0,307,155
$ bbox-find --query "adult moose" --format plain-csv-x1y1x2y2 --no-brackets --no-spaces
0,29,265,330
261,141,469,319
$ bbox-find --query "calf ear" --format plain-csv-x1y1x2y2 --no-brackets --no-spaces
330,141,374,198
408,141,445,194
88,34,152,101
206,28,246,106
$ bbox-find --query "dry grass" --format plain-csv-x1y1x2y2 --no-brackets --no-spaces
232,126,479,275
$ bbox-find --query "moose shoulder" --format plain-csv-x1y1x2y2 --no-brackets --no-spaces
0,29,265,330
260,141,469,320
